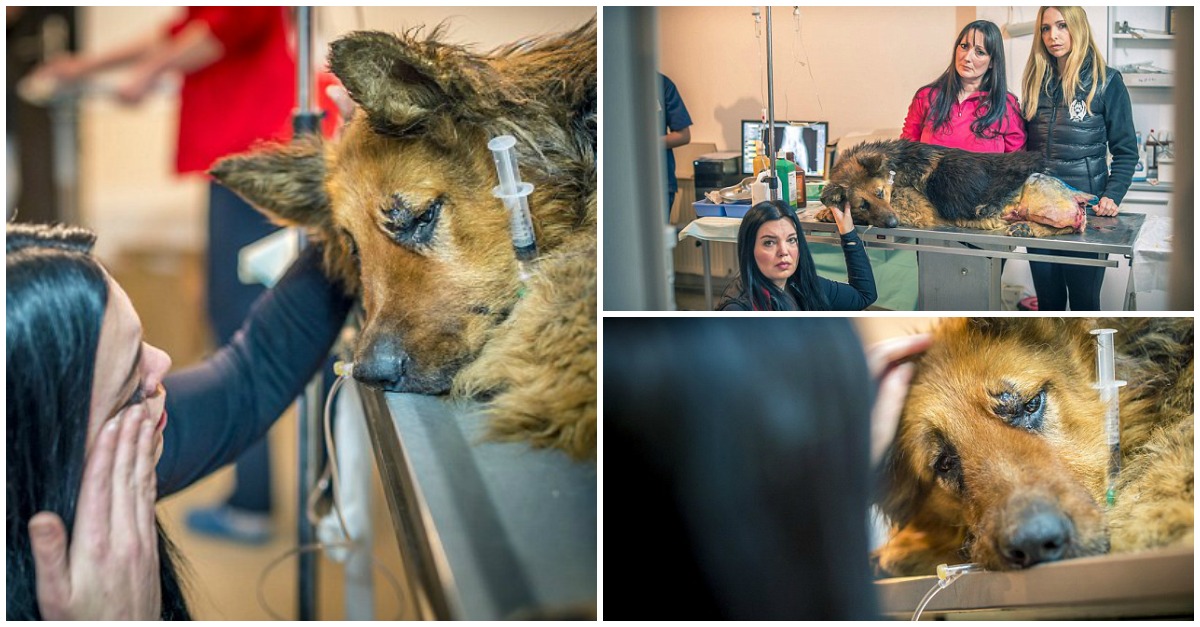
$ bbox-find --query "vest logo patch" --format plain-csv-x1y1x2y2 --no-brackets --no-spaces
1068,99,1088,122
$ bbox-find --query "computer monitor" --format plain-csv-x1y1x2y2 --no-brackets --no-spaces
740,120,829,179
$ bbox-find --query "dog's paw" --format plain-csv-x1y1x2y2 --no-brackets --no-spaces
1006,221,1033,238
814,208,834,223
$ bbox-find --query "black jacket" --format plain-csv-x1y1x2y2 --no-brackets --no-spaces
1025,58,1138,204
719,230,877,311
158,246,353,496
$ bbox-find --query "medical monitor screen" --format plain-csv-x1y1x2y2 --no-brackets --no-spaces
741,120,829,179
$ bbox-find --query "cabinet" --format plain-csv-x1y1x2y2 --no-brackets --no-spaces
1107,6,1176,88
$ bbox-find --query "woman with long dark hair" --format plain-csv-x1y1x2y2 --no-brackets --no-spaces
901,20,1025,153
604,318,931,618
718,200,876,311
6,223,352,618
1020,6,1136,311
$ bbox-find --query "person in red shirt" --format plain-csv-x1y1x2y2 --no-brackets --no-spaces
32,7,302,544
900,20,1025,153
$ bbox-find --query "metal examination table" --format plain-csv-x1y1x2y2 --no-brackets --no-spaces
679,204,1147,310
876,546,1193,620
358,388,597,619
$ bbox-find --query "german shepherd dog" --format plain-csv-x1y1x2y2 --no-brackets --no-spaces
876,318,1193,576
817,139,1092,237
212,21,597,460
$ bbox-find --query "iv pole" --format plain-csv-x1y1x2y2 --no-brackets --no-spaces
292,6,324,621
765,6,778,201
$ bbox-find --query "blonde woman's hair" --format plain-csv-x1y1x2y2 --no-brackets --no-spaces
1021,6,1107,120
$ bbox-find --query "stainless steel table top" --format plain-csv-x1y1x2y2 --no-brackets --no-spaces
681,205,1146,256
359,388,597,620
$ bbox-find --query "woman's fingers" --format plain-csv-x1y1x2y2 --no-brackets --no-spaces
1096,196,1119,216
871,362,916,467
865,333,933,468
109,403,151,564
133,412,159,544
866,333,933,379
75,413,123,546
29,512,71,620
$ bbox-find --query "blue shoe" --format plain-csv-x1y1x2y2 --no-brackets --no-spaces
185,504,273,545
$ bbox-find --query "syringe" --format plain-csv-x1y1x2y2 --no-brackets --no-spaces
1090,329,1126,506
488,135,538,268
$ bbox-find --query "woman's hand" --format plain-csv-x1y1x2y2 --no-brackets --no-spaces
31,55,91,85
1094,196,1119,217
326,83,357,140
29,405,162,620
866,333,933,468
829,201,857,235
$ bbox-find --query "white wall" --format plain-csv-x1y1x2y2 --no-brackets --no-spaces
77,6,596,262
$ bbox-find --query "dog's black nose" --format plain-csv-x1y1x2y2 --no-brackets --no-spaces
884,215,899,228
354,336,409,391
1001,509,1071,568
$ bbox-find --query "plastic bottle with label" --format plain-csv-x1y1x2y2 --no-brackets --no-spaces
752,140,771,179
1133,131,1145,181
787,151,806,208
775,149,797,206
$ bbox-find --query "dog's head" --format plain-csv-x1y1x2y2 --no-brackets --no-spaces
211,21,596,394
875,318,1111,575
821,145,899,228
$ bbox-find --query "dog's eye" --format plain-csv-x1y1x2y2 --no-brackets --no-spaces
875,188,885,199
381,194,443,249
859,200,870,211
994,387,1048,432
340,228,360,261
932,440,964,492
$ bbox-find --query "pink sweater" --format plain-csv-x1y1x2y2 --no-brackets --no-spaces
901,87,1026,153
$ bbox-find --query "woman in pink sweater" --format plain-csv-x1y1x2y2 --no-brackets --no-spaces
902,20,1025,153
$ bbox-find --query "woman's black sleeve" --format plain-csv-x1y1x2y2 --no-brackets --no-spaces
156,245,353,497
822,230,878,310
1101,72,1137,205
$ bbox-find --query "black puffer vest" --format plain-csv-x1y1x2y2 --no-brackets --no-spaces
1025,58,1119,197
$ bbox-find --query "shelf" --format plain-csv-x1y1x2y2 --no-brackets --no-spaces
1113,32,1174,40
1123,73,1174,88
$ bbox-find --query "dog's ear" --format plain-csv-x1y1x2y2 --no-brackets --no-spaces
859,153,887,178
210,138,331,230
329,28,494,137
820,182,847,207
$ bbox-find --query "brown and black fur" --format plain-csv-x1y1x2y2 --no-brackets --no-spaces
876,318,1193,576
210,20,596,460
818,139,1074,237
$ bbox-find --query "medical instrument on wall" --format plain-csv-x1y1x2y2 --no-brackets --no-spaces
489,134,538,289
911,562,983,620
1091,328,1126,507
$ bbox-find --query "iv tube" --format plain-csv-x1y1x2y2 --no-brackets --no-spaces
1091,328,1126,506
488,135,538,262
911,563,982,620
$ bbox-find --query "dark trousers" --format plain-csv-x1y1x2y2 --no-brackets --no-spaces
208,182,279,512
1028,248,1107,311
666,191,676,221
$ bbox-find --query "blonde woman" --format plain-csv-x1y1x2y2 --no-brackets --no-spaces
1021,6,1137,311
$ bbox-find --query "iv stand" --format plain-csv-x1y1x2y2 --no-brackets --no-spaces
765,7,778,201
293,6,324,621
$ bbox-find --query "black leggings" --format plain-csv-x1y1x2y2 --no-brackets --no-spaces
1028,248,1107,311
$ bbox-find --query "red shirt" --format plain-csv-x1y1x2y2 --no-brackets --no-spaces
901,86,1026,153
168,7,296,173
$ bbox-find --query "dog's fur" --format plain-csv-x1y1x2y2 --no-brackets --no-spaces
211,21,596,460
818,139,1081,237
876,318,1193,576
